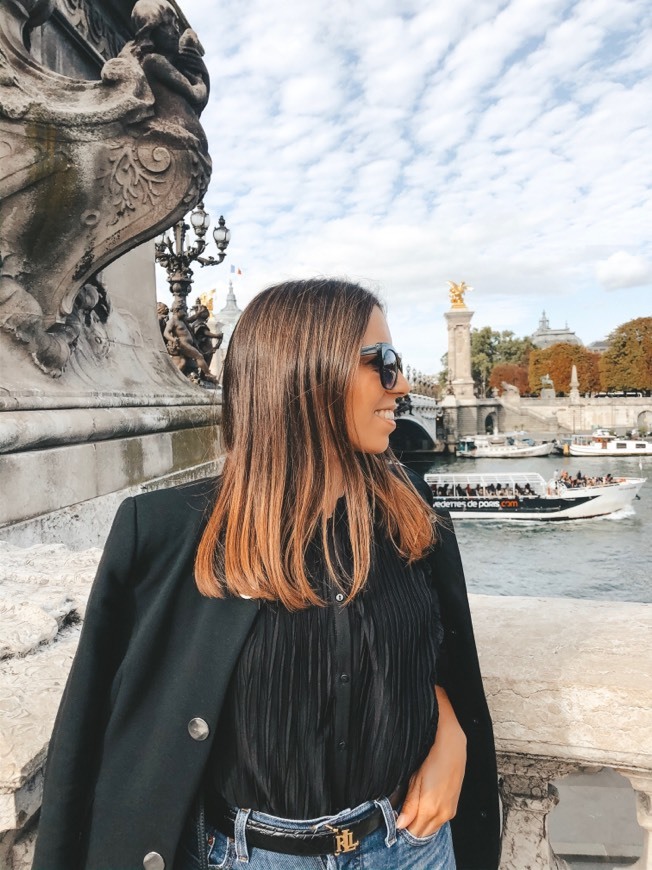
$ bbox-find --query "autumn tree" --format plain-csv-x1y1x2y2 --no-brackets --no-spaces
599,317,652,392
528,343,601,396
489,363,530,396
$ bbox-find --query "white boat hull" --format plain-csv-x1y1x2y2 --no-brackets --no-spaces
426,473,645,521
569,443,652,456
459,442,555,458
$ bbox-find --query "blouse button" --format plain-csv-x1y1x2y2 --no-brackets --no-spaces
337,740,347,750
335,593,344,602
340,673,350,683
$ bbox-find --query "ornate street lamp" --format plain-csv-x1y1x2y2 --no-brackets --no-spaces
155,202,231,312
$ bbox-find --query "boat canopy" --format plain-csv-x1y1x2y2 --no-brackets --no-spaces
425,472,547,495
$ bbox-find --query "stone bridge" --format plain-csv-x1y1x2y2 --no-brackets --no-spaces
391,394,446,455
433,395,652,451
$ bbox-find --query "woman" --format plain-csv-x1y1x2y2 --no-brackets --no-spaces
33,279,499,870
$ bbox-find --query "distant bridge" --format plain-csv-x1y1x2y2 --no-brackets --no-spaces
390,394,446,455
391,393,652,458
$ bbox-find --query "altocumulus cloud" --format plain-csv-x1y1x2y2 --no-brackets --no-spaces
169,0,652,370
596,252,652,291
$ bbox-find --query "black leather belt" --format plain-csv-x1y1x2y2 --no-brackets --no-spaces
205,787,405,857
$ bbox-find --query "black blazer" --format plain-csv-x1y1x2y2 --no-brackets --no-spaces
32,473,500,870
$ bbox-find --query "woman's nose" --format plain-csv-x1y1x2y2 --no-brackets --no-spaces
391,370,410,396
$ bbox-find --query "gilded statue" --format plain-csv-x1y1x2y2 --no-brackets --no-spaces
447,281,472,309
196,291,214,313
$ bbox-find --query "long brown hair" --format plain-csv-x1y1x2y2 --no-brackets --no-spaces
195,278,435,610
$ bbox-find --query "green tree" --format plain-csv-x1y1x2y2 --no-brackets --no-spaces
470,328,534,397
599,317,652,392
528,343,601,396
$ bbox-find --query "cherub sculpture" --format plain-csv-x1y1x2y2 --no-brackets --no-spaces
164,300,217,383
118,0,210,143
188,304,223,368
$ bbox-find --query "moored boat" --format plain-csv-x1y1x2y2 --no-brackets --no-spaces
567,429,652,457
457,434,555,458
424,471,645,520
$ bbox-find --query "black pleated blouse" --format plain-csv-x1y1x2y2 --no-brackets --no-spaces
208,509,443,818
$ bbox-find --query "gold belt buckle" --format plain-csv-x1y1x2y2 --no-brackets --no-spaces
334,827,359,855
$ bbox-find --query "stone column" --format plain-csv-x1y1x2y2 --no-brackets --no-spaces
569,365,581,405
499,755,576,870
444,307,475,400
614,770,652,870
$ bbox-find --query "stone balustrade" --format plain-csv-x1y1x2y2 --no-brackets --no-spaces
474,595,652,870
0,546,650,869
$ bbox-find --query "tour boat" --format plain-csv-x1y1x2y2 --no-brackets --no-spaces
424,472,645,520
567,429,652,457
457,434,555,459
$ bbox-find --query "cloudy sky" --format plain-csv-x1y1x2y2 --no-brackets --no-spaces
159,0,652,372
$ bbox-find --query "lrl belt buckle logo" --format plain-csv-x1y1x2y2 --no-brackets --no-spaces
334,827,359,854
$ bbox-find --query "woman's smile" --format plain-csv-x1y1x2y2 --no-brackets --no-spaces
374,407,397,423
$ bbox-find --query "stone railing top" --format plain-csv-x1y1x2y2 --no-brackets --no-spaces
0,543,98,657
408,393,440,408
0,542,98,791
1,557,651,804
471,594,652,770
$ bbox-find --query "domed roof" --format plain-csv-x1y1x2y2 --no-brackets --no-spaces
218,280,242,326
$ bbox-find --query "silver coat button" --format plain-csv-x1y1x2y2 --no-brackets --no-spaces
188,717,210,741
143,852,165,870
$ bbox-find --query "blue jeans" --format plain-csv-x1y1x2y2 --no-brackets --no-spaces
175,797,456,870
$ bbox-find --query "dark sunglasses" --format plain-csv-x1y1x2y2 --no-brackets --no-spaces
360,342,403,390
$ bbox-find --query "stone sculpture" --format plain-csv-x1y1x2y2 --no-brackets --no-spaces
188,303,223,368
501,381,520,397
163,299,217,383
0,0,211,377
157,300,170,334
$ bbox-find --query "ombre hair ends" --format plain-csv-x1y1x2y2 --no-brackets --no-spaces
195,278,436,610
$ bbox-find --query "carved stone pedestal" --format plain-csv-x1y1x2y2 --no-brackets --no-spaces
499,755,576,870
444,307,475,400
615,771,652,870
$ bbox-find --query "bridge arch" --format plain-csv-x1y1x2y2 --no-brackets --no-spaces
637,409,652,434
484,411,498,434
390,418,436,453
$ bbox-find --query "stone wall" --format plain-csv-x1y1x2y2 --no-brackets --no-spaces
0,0,221,533
448,395,652,439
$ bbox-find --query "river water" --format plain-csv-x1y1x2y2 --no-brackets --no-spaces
405,453,651,604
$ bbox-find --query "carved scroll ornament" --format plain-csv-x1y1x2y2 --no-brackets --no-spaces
0,0,211,376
